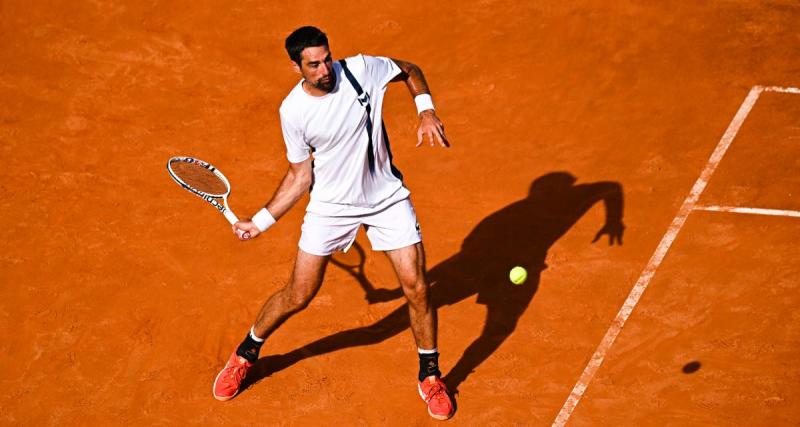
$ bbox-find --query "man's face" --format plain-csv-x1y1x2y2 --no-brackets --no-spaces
296,45,335,93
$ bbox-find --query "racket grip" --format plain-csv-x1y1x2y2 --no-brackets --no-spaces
223,209,240,225
224,210,250,240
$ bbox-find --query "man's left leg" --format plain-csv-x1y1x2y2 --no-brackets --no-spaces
385,242,454,420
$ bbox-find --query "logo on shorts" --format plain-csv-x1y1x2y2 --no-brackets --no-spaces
416,222,422,237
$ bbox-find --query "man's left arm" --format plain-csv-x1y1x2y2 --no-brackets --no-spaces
390,58,449,148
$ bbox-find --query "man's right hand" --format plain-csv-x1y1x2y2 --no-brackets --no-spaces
232,220,261,241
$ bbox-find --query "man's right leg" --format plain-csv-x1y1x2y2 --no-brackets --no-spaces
251,249,330,339
213,248,329,401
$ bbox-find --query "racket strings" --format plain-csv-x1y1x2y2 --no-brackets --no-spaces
171,161,229,195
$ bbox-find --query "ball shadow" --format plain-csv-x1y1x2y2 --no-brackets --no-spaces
682,361,701,374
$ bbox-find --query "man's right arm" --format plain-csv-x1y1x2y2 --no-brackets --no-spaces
232,157,313,240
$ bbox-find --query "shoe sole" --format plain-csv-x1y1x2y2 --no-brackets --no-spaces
213,367,238,401
418,383,453,421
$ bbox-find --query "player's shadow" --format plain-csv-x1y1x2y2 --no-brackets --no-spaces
244,171,624,393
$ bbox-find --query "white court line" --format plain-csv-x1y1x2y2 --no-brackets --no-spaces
764,86,800,94
694,205,800,218
552,86,766,426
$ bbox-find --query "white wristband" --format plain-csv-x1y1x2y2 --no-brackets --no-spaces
414,94,435,115
252,208,276,232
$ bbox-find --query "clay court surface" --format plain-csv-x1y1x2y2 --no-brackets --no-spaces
2,1,799,425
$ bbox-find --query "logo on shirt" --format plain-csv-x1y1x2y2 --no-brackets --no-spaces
357,92,371,107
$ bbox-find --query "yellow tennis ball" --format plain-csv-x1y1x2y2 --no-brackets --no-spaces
509,266,527,285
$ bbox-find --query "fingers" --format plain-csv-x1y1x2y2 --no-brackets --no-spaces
232,221,259,241
418,128,436,147
438,133,450,147
607,230,623,245
417,124,449,147
435,122,449,147
417,113,449,148
592,227,605,243
240,228,259,241
610,224,624,245
593,224,625,245
433,126,449,147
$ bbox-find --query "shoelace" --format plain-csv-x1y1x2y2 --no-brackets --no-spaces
424,381,448,404
222,360,248,387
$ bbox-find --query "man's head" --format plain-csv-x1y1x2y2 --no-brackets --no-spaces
529,172,577,198
285,26,335,93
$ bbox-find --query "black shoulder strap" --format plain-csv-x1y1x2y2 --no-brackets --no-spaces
338,59,404,181
339,58,364,96
339,58,376,174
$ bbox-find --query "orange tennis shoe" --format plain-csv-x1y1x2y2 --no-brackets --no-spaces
213,352,253,401
418,375,454,420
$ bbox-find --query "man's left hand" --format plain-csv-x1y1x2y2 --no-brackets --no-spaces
417,110,450,147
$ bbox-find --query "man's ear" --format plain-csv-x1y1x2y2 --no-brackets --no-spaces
290,60,301,74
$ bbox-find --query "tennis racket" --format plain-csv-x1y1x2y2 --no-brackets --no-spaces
166,156,249,239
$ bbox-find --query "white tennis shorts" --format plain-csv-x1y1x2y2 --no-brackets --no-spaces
299,198,422,256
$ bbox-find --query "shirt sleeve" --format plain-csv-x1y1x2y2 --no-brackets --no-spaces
361,54,402,88
279,107,310,163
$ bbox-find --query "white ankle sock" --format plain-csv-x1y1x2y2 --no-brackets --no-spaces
250,326,265,343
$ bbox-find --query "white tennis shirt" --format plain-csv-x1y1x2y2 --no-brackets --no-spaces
279,54,410,216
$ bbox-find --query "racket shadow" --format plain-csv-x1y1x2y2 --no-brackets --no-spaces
245,172,624,393
329,240,404,304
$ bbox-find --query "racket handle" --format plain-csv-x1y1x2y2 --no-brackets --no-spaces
224,209,240,225
224,210,250,240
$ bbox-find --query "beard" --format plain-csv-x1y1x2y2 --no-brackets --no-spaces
312,74,336,92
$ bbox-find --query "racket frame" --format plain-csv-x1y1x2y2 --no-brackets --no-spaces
166,156,241,226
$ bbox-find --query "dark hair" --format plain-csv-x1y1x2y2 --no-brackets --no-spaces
285,26,328,64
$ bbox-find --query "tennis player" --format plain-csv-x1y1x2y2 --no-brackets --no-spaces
212,26,454,420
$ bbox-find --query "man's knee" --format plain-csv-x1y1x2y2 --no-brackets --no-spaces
283,249,328,311
281,279,320,312
403,278,431,309
287,289,313,311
